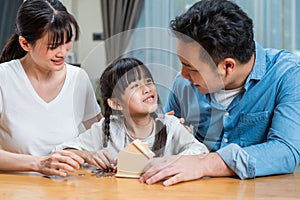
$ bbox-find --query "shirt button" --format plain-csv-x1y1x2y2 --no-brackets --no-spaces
224,138,229,143
224,112,229,116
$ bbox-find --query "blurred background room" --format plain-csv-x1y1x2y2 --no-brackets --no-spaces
1,0,300,105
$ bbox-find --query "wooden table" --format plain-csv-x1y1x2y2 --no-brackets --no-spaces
0,166,299,200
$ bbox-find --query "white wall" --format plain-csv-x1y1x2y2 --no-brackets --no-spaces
61,0,104,64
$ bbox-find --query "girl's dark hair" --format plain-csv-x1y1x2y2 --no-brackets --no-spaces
0,0,79,63
170,0,255,65
99,57,167,156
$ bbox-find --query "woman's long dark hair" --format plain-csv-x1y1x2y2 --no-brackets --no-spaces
0,0,79,63
99,57,167,156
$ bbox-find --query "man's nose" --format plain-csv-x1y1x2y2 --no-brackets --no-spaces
181,66,192,82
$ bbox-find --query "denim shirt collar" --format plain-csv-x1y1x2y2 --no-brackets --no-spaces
244,42,266,90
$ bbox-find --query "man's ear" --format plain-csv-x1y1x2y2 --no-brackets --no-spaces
218,58,236,77
107,98,123,110
18,36,30,52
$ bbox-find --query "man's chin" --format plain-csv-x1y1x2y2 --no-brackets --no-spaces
196,86,209,94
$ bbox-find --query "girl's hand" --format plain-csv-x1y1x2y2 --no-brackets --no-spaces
82,150,116,171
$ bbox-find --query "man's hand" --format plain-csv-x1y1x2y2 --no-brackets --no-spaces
140,153,235,186
166,110,191,132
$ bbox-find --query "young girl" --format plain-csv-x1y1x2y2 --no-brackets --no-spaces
56,58,208,170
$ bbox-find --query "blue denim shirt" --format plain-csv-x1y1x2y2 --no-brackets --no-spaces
164,43,300,179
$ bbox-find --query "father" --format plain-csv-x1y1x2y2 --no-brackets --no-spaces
140,0,300,186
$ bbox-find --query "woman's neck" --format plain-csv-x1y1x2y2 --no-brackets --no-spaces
124,115,154,140
19,56,66,103
20,56,55,81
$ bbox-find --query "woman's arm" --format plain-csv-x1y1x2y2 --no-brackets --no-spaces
0,149,84,176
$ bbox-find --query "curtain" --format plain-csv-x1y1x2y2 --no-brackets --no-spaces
0,0,23,52
100,0,144,64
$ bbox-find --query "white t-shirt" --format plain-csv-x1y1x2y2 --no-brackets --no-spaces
211,87,243,108
0,59,101,156
56,114,209,159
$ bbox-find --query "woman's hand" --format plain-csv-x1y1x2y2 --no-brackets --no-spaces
37,150,84,176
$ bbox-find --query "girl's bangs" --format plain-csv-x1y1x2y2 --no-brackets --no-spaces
116,65,153,94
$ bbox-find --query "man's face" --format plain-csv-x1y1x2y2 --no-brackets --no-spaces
177,40,225,94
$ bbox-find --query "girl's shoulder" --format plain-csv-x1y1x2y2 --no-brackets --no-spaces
93,115,124,131
98,115,127,138
100,114,125,127
155,114,181,126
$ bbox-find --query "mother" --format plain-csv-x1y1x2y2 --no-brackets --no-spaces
0,0,101,176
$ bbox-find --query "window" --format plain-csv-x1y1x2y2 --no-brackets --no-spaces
232,0,298,53
296,0,300,54
132,0,299,53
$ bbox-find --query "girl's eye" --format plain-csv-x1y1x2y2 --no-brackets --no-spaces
146,78,153,83
130,83,139,89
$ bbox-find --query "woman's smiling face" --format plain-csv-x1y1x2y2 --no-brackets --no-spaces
25,32,73,71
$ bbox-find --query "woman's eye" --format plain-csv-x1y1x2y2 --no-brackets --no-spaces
48,46,57,50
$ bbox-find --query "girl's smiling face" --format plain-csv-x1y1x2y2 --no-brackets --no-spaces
120,76,158,117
